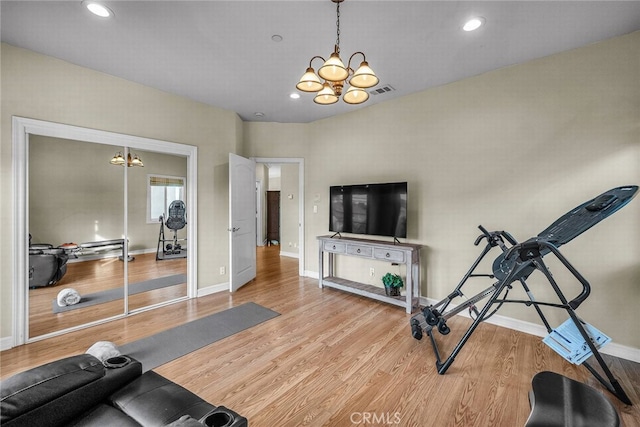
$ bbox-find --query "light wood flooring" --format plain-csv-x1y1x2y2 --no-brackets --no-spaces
28,252,187,338
2,246,639,426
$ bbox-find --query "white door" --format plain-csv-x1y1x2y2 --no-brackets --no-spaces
229,153,257,292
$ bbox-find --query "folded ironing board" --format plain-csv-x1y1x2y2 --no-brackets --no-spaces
410,185,637,405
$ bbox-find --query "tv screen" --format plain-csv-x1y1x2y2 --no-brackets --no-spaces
329,182,407,238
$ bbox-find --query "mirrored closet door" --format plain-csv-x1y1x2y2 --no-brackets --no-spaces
15,117,197,344
126,149,188,312
28,136,127,338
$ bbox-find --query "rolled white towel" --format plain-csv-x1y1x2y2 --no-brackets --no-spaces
86,341,121,362
56,288,81,307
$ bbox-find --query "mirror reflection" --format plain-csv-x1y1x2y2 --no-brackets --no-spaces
28,137,187,339
127,149,188,312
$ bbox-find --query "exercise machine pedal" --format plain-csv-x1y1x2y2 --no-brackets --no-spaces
410,319,423,340
423,307,439,326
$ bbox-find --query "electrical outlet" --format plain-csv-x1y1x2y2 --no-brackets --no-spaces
369,267,375,277
219,266,225,275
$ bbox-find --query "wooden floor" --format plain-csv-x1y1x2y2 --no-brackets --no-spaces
2,246,639,426
28,252,187,338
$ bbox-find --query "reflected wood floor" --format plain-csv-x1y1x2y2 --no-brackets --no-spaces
2,246,639,426
28,252,187,338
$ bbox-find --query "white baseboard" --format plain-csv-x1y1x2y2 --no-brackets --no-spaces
279,251,299,259
1,335,14,351
419,296,640,363
197,283,228,297
305,270,319,280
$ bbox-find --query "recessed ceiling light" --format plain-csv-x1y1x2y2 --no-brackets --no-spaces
254,112,265,118
290,93,300,99
83,1,114,18
463,17,484,32
271,35,283,42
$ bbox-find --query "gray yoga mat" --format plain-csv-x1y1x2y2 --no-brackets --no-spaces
52,274,187,313
119,302,280,371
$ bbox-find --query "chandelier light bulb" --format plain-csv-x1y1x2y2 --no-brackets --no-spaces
349,61,379,88
314,83,339,105
296,67,324,92
343,85,369,104
130,154,144,167
110,152,125,165
318,52,349,82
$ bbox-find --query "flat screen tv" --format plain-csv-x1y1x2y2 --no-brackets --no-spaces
329,182,407,239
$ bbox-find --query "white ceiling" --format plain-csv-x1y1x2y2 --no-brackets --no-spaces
2,1,640,124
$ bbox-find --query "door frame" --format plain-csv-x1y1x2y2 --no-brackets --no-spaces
252,157,305,277
12,116,198,346
255,180,264,246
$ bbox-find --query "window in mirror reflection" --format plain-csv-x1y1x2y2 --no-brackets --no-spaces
148,175,185,223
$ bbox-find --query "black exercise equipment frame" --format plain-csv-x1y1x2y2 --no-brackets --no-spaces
410,185,638,405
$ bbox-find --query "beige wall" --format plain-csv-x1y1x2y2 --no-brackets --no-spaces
244,32,640,349
2,32,638,350
1,43,241,339
255,163,268,244
29,136,188,251
280,164,299,256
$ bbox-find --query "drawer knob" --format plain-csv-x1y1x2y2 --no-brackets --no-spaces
357,249,361,253
332,245,336,250
386,253,390,258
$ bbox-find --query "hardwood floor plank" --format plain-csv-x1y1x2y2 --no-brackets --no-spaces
2,245,639,426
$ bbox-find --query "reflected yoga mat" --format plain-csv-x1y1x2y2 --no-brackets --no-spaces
52,274,187,313
119,302,280,371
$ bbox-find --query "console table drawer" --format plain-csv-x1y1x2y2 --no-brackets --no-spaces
346,244,373,258
323,241,346,253
374,248,405,263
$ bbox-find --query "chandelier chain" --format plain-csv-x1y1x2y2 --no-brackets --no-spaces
335,1,340,52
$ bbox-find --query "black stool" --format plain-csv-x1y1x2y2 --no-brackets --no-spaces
525,371,620,427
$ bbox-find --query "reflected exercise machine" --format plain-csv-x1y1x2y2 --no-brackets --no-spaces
157,200,187,260
410,185,637,404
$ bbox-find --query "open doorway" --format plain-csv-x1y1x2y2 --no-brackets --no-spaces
253,158,304,277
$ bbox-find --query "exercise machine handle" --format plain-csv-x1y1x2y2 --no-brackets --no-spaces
475,225,518,249
539,241,591,309
475,225,492,246
501,231,518,246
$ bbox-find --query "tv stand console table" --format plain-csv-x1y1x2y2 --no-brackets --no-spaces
317,235,422,313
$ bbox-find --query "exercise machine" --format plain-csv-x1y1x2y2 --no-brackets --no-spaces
29,237,134,288
410,185,637,404
28,235,69,288
77,239,133,261
156,200,187,260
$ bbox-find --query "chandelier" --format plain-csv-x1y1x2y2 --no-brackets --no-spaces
110,151,144,167
296,0,379,105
